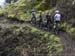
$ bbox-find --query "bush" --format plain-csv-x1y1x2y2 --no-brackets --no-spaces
0,26,63,56
0,9,4,16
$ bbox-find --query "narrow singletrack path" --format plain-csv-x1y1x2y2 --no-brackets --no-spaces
58,33,75,56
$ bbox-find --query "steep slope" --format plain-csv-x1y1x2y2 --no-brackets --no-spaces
0,17,63,56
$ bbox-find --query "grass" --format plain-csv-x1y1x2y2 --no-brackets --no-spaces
0,9,4,16
12,25,63,53
0,25,63,55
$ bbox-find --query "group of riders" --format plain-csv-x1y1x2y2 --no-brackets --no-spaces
31,9,61,34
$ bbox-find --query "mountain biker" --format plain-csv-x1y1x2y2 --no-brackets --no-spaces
31,9,36,24
38,11,43,28
54,10,61,34
46,12,52,31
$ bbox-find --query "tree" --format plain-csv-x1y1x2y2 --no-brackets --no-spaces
5,0,17,3
58,0,75,19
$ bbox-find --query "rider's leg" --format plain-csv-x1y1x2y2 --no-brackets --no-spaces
46,20,49,27
39,20,41,27
34,17,36,24
58,22,60,33
41,20,43,27
56,21,60,34
31,17,33,23
47,20,51,31
53,21,58,34
31,16,36,24
39,19,42,28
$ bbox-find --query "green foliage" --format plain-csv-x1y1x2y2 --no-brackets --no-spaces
12,26,63,53
6,0,17,3
5,0,59,21
61,22,75,39
67,28,75,39
35,1,47,11
0,9,4,16
5,0,33,21
0,25,63,55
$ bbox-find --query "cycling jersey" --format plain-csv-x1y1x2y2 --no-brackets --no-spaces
54,14,61,21
32,12,36,17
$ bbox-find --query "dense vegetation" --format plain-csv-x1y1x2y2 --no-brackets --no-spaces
4,0,75,39
0,0,75,56
58,0,75,39
0,26,63,56
6,0,17,3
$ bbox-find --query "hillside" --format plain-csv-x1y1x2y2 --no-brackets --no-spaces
0,17,64,56
0,0,75,56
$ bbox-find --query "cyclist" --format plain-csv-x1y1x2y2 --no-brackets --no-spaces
38,11,43,28
54,10,61,34
46,12,52,31
31,9,36,24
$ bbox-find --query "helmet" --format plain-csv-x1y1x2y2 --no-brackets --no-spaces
32,8,35,12
39,11,42,13
55,10,59,13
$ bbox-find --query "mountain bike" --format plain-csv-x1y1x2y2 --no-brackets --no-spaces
47,20,52,32
53,21,59,34
31,17,36,25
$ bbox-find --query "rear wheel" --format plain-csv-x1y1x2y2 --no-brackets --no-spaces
53,22,59,34
31,17,36,25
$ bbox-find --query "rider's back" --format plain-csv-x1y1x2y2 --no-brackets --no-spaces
54,13,61,21
46,14,51,21
32,12,36,17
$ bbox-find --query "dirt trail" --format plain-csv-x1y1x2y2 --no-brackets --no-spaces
58,33,75,56
0,17,75,56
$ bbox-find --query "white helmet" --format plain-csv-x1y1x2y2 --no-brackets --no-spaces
55,10,59,13
32,8,35,12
